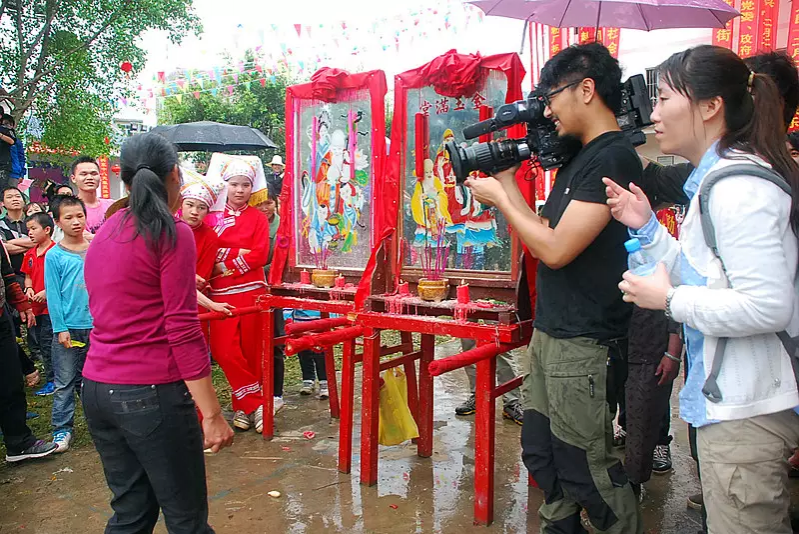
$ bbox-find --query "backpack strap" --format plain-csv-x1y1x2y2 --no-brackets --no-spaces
697,164,796,403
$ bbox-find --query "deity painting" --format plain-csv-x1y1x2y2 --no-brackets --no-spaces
403,75,511,273
295,97,373,270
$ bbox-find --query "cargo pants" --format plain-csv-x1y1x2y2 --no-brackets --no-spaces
521,329,642,534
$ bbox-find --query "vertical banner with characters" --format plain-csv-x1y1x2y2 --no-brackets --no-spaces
737,0,759,58
756,0,778,50
788,2,799,131
578,27,596,44
596,28,621,58
712,0,737,51
269,69,387,284
390,51,527,277
98,156,110,199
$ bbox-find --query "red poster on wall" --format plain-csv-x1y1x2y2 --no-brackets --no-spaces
712,0,736,50
756,0,779,50
737,0,759,58
98,156,110,199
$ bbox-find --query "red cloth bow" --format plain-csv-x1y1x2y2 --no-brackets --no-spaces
309,68,352,102
415,50,485,98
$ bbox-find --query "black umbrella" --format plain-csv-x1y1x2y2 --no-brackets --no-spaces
150,121,278,152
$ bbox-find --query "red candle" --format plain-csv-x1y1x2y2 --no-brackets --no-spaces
457,280,470,304
335,275,346,288
398,281,410,295
300,270,311,284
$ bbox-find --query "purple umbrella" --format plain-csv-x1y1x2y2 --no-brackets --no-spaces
468,0,739,30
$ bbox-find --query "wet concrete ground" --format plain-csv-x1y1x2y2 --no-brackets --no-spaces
1,339,796,533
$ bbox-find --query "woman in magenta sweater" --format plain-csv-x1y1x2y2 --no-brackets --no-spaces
82,133,233,533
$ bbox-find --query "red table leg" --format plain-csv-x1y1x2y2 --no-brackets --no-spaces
338,338,355,474
474,351,497,525
324,346,340,419
417,334,434,458
360,328,381,486
261,308,275,440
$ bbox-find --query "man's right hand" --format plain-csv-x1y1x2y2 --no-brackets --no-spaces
58,331,72,349
202,413,234,453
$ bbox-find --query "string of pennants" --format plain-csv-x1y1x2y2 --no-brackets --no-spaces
137,0,484,105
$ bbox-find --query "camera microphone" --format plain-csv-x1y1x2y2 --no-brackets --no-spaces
463,119,499,140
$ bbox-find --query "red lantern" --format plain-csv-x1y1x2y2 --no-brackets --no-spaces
111,165,121,174
120,61,133,73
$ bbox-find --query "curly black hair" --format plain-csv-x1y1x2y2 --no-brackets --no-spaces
537,42,623,113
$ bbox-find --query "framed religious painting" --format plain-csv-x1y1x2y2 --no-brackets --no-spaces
269,68,387,285
386,51,529,295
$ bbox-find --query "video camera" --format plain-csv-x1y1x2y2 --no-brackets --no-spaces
446,74,653,181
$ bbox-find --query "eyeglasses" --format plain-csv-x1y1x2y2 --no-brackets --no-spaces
541,81,580,107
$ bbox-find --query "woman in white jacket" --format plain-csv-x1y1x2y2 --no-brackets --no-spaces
604,45,799,534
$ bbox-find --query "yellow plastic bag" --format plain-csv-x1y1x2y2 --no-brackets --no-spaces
377,367,419,446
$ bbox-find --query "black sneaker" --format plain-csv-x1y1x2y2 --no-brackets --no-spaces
502,402,523,426
652,444,672,474
6,439,58,463
455,395,476,416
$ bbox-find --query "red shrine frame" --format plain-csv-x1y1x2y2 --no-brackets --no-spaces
384,50,532,294
269,68,387,286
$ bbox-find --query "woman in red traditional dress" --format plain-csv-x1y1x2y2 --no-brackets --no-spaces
178,169,233,316
209,158,278,434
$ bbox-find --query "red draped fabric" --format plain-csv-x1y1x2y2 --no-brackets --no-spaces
269,69,387,285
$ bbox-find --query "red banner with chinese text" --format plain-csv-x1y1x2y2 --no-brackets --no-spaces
657,208,680,239
756,0,779,50
549,27,564,57
98,156,110,199
578,27,596,44
737,0,759,58
712,0,736,50
788,2,799,131
597,27,621,58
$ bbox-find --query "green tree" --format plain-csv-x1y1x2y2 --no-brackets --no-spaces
159,52,291,166
0,0,201,156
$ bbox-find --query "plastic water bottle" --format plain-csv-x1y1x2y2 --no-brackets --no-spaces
624,238,657,276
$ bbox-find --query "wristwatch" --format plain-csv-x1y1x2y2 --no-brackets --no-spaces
664,287,676,320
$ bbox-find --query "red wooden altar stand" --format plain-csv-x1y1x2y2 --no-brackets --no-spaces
255,284,359,439
353,295,532,526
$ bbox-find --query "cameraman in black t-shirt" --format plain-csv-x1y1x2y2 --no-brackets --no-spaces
466,43,642,533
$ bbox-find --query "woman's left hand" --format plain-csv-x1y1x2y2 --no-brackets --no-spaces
618,263,673,310
464,176,508,208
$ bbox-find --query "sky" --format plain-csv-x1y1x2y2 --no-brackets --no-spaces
123,0,713,123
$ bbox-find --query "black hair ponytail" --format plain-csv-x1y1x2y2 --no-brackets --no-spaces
659,45,799,233
119,133,178,248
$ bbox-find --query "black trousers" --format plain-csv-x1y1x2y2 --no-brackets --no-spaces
0,309,36,454
82,379,215,534
299,350,327,381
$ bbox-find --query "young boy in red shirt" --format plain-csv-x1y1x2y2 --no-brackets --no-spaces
21,212,56,396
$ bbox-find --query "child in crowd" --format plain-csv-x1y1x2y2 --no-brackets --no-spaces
179,168,232,316
24,203,43,217
45,196,92,453
21,212,56,396
255,192,280,278
286,309,329,399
